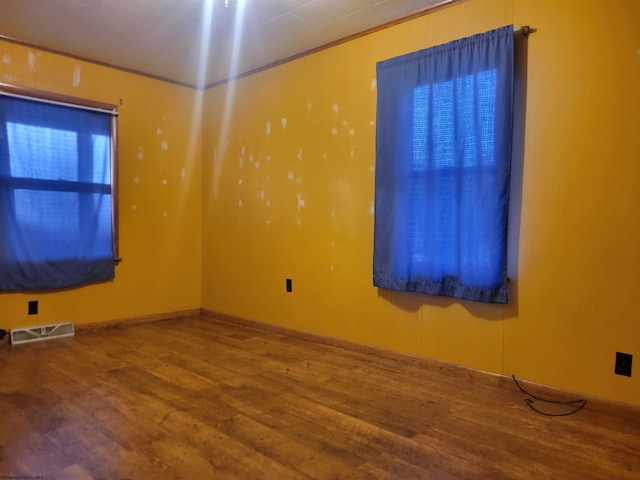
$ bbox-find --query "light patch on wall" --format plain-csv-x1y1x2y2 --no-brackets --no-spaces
297,192,305,225
266,155,272,162
371,78,377,91
332,103,340,115
2,54,10,64
157,128,163,135
266,119,271,136
130,204,137,210
296,177,302,185
266,219,271,225
307,100,313,111
137,147,144,159
369,120,375,127
27,52,36,71
370,201,375,216
238,200,243,207
297,149,303,161
323,153,327,161
331,127,338,136
330,209,336,219
350,149,356,158
349,128,355,137
238,178,243,186
281,118,287,129
259,190,265,201
239,146,245,168
27,52,36,72
161,179,168,185
73,65,81,87
181,168,186,180
160,139,169,152
162,210,169,217
255,160,261,169
288,171,294,181
267,200,271,208
2,74,14,82
134,175,140,184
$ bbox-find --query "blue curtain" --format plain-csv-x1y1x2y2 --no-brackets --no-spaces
0,95,115,291
373,26,514,303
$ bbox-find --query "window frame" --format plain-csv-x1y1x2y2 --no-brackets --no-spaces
0,82,121,266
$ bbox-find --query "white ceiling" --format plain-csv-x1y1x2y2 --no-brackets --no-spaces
0,0,453,88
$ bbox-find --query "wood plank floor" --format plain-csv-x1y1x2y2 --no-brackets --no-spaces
0,315,638,479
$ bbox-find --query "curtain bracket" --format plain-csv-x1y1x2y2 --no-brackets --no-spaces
517,25,537,37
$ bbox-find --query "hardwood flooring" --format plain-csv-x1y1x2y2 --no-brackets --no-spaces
0,315,638,479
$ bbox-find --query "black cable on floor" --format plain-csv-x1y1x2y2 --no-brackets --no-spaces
512,374,586,417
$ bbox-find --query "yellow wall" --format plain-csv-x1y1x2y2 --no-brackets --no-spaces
0,40,202,328
201,0,640,405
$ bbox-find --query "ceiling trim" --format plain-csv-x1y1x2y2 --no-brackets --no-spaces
0,0,467,92
0,34,199,90
203,0,467,90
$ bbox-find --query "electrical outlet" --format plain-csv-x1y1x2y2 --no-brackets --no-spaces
286,278,292,292
615,352,632,377
28,300,38,315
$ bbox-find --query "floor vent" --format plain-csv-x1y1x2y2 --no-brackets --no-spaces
10,322,75,345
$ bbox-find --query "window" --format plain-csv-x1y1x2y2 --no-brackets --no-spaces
0,86,118,291
373,26,514,303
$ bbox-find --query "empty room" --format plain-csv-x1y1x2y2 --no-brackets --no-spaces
1,0,639,478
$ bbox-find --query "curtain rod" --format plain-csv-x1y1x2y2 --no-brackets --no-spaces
0,88,118,116
515,25,537,36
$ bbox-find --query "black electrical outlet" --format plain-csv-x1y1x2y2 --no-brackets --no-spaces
286,278,292,292
615,352,632,377
28,300,38,315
